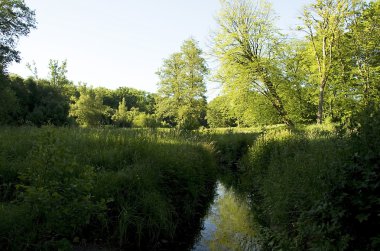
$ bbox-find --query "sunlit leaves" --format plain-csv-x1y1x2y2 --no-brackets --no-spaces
156,38,208,129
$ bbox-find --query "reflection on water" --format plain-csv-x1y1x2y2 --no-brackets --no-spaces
192,182,259,251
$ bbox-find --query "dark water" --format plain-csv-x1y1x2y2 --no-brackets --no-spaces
191,182,259,251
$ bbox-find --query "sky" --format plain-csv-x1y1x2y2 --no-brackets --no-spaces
8,0,312,98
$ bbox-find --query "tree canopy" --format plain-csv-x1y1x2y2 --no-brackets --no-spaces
0,0,36,71
212,0,295,127
156,38,208,129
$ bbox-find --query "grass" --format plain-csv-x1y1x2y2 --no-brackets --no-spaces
197,127,262,169
2,121,375,250
233,118,380,250
0,126,217,250
239,126,346,248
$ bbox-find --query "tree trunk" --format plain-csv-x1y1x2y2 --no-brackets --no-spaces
317,78,326,124
270,95,294,128
263,75,294,128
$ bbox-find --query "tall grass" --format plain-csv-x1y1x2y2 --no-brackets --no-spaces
0,127,217,250
197,127,261,169
236,118,380,250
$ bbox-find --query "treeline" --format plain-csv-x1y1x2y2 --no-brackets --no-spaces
1,0,379,130
0,39,207,129
0,69,157,128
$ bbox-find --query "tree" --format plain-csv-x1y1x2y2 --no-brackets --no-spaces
0,0,36,72
300,0,353,124
48,59,69,86
112,98,134,127
0,74,18,124
344,1,380,106
4,75,70,126
26,60,38,80
69,86,107,127
212,0,294,127
207,95,237,128
280,41,318,123
113,87,156,114
156,38,208,130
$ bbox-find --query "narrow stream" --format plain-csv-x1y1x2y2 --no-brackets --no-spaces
191,182,259,251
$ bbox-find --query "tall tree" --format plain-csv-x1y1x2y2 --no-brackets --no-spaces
156,38,208,129
0,0,36,72
300,0,353,123
212,0,294,127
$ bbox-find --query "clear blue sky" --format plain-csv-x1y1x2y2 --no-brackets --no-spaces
9,0,311,98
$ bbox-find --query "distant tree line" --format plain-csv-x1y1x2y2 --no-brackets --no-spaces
0,66,158,128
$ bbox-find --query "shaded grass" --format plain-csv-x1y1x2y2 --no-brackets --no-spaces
236,120,380,250
0,127,217,250
197,127,261,169
237,126,349,249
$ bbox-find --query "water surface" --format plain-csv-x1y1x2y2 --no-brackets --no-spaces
192,182,259,251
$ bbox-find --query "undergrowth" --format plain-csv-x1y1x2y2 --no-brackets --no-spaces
0,127,216,250
238,113,380,250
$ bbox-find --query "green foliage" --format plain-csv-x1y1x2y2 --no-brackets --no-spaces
229,110,380,250
69,86,108,127
0,0,36,70
198,127,261,168
19,130,105,239
237,127,349,249
207,95,237,128
0,74,19,125
0,71,158,128
111,99,157,128
132,112,158,128
48,59,69,86
0,127,217,249
299,106,380,250
156,38,208,130
111,98,133,127
212,0,294,127
7,75,70,126
300,0,357,124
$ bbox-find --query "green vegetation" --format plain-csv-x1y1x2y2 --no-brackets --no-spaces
210,0,380,128
0,0,379,250
0,0,36,71
231,109,380,250
1,1,379,130
0,127,216,249
212,0,295,127
156,39,208,130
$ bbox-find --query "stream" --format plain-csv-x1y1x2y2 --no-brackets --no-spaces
190,181,259,251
